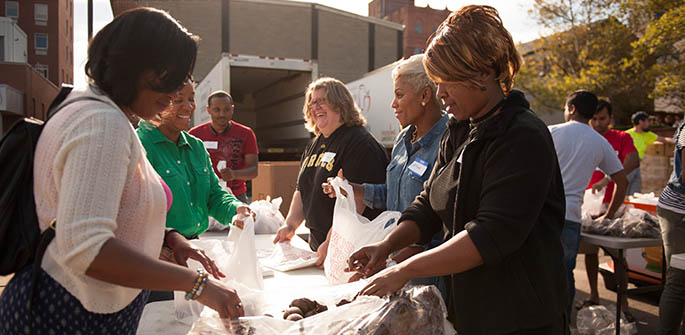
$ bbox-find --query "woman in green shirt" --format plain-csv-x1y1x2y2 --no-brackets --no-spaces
137,79,250,239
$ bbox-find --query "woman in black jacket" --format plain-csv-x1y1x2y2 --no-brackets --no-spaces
348,5,568,334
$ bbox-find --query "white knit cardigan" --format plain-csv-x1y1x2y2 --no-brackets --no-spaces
33,85,167,313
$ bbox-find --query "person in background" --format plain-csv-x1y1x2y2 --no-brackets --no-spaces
626,111,674,195
0,8,245,334
137,80,250,239
321,54,448,293
273,77,388,262
549,90,628,320
189,91,258,203
576,99,638,320
656,121,685,335
347,6,569,333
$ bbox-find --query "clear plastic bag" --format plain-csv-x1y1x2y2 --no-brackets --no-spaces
576,305,637,335
249,196,285,234
581,208,660,238
188,285,456,335
324,177,400,284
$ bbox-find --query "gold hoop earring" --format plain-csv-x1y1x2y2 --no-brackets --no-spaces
421,102,426,107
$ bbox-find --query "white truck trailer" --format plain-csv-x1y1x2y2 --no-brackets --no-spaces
193,53,318,160
346,60,402,148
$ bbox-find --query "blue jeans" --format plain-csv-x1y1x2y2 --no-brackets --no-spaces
560,220,581,319
657,206,685,334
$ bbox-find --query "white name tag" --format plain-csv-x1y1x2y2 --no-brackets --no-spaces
322,152,336,163
204,141,218,150
408,158,429,177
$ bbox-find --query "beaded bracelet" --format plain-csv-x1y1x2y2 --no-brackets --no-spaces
185,268,209,301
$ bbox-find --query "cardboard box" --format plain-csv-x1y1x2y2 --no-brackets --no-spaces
640,154,673,194
252,161,301,216
645,141,664,155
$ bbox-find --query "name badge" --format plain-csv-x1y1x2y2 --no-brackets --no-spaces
321,152,336,163
204,141,218,150
408,158,429,177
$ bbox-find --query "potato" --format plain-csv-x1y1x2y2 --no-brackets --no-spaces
282,306,303,319
289,298,317,313
286,313,303,321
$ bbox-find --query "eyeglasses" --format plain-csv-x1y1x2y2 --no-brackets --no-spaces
308,98,327,109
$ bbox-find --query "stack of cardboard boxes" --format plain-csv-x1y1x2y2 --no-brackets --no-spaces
641,141,675,194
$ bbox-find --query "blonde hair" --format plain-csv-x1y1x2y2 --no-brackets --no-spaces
423,5,522,94
302,77,366,135
392,54,436,95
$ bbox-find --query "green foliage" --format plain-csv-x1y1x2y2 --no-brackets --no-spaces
519,0,683,126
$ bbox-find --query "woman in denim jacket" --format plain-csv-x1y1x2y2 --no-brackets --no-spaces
322,55,448,293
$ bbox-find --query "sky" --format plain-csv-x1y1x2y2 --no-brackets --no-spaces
73,0,546,88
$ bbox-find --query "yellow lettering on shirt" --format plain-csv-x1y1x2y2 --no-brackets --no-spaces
315,153,325,167
325,158,335,171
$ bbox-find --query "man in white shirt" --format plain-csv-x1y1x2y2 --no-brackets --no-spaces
549,90,629,318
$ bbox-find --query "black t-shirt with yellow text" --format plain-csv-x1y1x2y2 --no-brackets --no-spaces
297,125,388,251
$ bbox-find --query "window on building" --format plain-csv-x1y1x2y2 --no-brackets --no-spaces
5,1,19,18
35,3,48,26
413,48,423,55
0,36,4,61
35,63,48,78
35,33,48,55
434,25,438,32
414,23,423,34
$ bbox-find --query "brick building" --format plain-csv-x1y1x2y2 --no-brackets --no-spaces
110,0,403,84
1,0,73,86
0,0,73,135
368,0,449,59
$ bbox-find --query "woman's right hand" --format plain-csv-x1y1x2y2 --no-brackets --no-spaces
345,242,391,277
196,279,245,319
273,224,296,243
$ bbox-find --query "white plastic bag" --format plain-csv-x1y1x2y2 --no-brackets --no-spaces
249,196,285,234
323,177,400,284
223,214,264,290
173,216,264,325
582,188,605,217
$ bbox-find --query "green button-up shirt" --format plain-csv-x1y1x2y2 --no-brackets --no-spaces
136,120,241,237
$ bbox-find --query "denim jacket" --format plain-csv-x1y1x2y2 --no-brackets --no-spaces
363,113,449,211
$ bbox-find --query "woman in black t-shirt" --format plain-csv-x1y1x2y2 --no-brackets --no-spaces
273,77,388,264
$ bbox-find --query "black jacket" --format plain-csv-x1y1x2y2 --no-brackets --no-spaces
400,91,568,334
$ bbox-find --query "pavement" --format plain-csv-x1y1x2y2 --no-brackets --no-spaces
0,254,667,334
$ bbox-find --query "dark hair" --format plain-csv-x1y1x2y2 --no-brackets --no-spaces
631,111,649,125
85,7,199,107
207,90,234,107
597,99,612,116
565,90,598,119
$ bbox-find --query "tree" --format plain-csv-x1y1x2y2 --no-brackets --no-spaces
518,0,656,125
629,2,685,112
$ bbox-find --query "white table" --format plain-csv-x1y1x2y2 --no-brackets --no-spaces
137,232,328,335
580,233,664,335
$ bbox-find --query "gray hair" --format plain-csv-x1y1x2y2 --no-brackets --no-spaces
391,54,436,95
